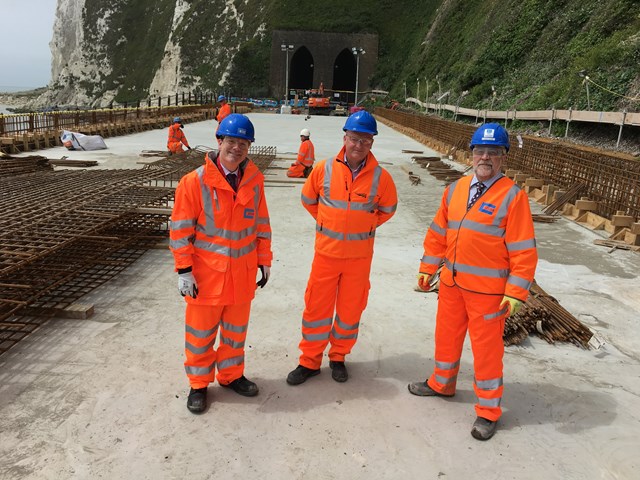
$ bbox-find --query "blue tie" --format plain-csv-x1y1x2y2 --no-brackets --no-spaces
468,182,486,210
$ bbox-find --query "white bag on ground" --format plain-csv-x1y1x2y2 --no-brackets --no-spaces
60,130,108,151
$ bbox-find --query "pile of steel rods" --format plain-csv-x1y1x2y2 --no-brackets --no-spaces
542,182,583,215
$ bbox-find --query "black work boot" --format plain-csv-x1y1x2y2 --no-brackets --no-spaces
221,375,259,397
286,364,320,385
329,360,348,383
471,417,498,441
187,387,208,414
408,381,454,397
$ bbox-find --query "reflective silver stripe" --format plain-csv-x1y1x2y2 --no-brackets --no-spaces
379,203,397,213
316,223,344,240
429,220,446,236
320,196,377,211
196,223,257,241
303,331,331,341
302,317,333,328
435,360,460,370
369,166,382,199
213,189,219,211
196,166,217,237
193,239,256,258
507,274,532,290
185,361,216,376
331,325,358,340
435,374,457,385
220,336,245,349
335,315,359,331
421,255,441,266
323,159,333,197
458,219,505,237
506,238,536,251
492,183,520,227
346,230,375,241
221,320,247,334
446,180,459,206
256,232,272,239
186,324,218,339
475,377,503,390
217,354,244,371
171,219,196,230
477,396,502,407
302,193,318,205
185,338,216,355
484,306,509,320
257,217,270,224
253,185,260,211
170,236,194,249
444,258,509,278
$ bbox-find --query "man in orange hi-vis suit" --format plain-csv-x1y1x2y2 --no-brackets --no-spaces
287,128,315,178
167,117,191,154
409,123,538,441
170,114,272,414
216,95,232,124
286,110,398,386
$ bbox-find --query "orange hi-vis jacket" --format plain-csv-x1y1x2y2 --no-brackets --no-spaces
216,103,231,123
420,174,537,301
301,147,398,259
167,123,190,151
297,139,315,167
170,152,272,305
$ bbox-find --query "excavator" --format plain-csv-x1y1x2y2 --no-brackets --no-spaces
307,89,331,116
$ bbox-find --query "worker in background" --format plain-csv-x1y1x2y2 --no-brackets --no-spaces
286,111,398,386
167,116,191,154
409,123,538,441
216,95,232,124
319,81,325,96
170,114,273,414
287,128,315,178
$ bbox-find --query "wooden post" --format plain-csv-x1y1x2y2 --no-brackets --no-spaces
617,110,626,148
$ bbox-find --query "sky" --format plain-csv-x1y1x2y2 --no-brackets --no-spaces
0,0,57,89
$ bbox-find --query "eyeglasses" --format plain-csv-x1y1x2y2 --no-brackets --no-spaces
473,147,504,157
223,137,250,149
345,134,374,147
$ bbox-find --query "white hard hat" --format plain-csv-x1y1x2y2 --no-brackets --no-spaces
300,128,310,137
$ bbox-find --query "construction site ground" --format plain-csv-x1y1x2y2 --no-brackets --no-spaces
1,113,639,479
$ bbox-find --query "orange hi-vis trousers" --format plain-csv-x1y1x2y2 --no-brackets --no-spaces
427,283,507,421
298,254,372,369
168,141,186,154
184,302,251,388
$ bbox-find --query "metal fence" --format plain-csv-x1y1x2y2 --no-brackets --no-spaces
376,107,640,220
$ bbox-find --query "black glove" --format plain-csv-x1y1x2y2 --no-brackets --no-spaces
256,265,270,288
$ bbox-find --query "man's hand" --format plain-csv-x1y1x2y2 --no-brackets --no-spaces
256,265,271,288
178,271,198,298
500,295,523,317
417,273,431,292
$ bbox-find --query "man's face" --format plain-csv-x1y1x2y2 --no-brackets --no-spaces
343,131,374,163
217,136,250,171
472,146,505,181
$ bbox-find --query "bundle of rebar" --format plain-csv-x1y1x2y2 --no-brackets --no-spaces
0,155,53,177
542,182,583,215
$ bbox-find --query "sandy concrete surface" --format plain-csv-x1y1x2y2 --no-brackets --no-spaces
1,113,639,479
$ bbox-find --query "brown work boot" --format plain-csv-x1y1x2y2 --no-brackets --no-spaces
407,381,454,397
287,365,321,385
329,360,348,382
470,417,498,441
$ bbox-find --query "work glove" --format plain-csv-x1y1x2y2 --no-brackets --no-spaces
178,271,198,298
256,265,271,288
416,273,431,292
500,295,523,317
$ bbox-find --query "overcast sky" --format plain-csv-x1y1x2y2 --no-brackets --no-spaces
0,0,57,88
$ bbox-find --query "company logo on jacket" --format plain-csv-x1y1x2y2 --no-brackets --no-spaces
244,208,255,219
479,202,496,215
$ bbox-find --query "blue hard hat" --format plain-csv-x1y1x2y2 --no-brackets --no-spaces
217,95,226,102
173,116,182,124
343,110,378,135
470,123,510,152
216,114,255,142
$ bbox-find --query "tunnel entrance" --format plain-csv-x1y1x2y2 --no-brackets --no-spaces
290,46,314,90
332,49,356,91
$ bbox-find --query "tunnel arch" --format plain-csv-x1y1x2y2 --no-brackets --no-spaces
290,46,314,90
332,49,357,91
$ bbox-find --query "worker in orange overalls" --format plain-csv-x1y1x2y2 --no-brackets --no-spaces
286,110,398,386
216,95,232,123
287,128,315,178
409,123,538,441
167,117,191,154
170,114,272,414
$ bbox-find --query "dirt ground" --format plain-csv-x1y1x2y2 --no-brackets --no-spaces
1,113,639,479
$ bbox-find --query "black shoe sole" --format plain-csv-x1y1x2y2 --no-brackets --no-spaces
286,368,320,385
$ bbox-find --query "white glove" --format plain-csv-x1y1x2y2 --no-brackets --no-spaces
256,265,271,288
178,271,198,298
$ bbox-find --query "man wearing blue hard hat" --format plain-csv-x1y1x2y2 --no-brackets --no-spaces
216,95,231,125
286,110,398,386
167,116,191,154
410,122,538,441
170,113,273,414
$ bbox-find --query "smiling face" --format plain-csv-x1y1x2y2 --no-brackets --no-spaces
343,131,374,165
217,136,250,171
472,146,506,182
